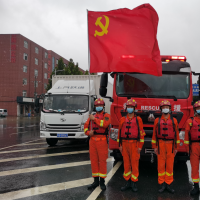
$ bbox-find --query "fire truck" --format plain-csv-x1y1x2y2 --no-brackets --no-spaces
99,55,194,162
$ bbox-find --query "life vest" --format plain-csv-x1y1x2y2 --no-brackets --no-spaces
156,117,175,140
190,118,200,141
88,112,108,135
120,116,140,140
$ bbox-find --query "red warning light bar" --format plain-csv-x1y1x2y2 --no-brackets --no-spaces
161,55,186,62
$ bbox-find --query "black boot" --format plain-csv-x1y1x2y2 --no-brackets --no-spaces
190,183,199,195
121,179,131,191
131,181,138,192
158,182,166,193
100,177,106,190
166,184,175,194
87,177,99,190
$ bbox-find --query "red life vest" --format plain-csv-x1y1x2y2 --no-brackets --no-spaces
156,118,175,140
88,112,107,135
190,118,200,141
120,117,140,140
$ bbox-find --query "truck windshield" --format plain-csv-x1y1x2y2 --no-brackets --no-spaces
116,73,190,99
43,95,89,112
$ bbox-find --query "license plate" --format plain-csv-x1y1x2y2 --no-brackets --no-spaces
57,134,68,137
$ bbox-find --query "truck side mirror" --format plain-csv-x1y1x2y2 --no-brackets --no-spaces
99,73,108,97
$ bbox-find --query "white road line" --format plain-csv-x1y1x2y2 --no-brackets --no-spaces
0,144,85,154
86,161,122,200
0,150,89,163
0,139,43,151
0,177,94,200
0,158,114,177
18,142,47,146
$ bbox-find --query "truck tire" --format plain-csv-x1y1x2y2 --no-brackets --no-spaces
46,138,58,146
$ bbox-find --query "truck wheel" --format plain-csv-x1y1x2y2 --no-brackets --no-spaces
46,138,58,146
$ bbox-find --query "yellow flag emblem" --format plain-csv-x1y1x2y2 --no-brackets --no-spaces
94,15,109,37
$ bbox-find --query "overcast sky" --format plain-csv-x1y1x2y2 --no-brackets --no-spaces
0,0,200,83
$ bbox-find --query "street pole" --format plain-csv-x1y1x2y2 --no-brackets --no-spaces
55,69,56,76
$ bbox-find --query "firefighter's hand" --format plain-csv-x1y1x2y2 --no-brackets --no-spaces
119,146,122,153
89,130,94,136
154,148,158,155
89,114,95,121
138,148,142,154
174,149,178,156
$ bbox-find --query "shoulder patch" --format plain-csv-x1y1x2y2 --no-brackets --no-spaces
105,117,109,121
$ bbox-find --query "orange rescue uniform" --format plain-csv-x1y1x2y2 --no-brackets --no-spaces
117,115,146,182
84,111,110,179
184,116,200,183
152,115,180,185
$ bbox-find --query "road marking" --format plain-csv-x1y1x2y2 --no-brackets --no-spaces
0,139,43,151
18,142,47,146
0,177,94,200
86,161,122,200
0,158,114,177
0,144,86,154
0,150,89,163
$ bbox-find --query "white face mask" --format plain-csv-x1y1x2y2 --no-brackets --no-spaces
162,108,170,114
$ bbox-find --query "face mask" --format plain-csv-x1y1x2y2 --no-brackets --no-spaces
196,110,200,115
127,108,134,114
162,108,170,114
96,107,103,112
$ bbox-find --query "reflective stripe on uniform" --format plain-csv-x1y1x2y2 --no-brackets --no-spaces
99,173,107,178
152,140,156,144
123,171,131,177
131,174,137,180
117,139,119,142
176,140,180,144
140,139,144,142
166,172,173,176
192,178,200,183
92,173,99,176
100,120,104,127
158,172,165,176
184,141,189,144
189,123,192,126
84,128,88,133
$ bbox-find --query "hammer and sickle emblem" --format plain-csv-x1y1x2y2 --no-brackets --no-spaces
94,15,109,37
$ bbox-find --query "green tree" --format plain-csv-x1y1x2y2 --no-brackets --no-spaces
84,70,95,75
46,58,86,91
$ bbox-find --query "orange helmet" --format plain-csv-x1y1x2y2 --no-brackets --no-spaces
159,100,171,109
94,98,105,106
126,98,137,107
193,100,200,110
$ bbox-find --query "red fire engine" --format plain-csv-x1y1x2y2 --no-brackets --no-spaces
100,55,193,162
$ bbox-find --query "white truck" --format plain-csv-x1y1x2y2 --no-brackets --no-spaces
40,75,113,146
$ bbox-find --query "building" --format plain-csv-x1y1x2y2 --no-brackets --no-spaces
0,34,85,116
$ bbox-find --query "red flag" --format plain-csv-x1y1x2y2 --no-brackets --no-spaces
88,4,162,76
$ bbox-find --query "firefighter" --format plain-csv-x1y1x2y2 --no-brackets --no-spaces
84,98,110,191
117,98,146,192
184,100,200,195
152,100,180,193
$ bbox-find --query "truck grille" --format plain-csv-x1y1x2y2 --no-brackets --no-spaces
46,124,80,132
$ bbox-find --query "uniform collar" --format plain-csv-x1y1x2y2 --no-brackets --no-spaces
161,114,171,120
126,114,135,120
96,111,104,115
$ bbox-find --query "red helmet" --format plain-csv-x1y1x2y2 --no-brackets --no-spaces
193,100,200,110
159,100,171,109
126,98,137,107
94,98,105,106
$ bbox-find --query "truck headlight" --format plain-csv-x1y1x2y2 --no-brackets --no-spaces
80,122,85,131
179,131,185,140
110,128,119,141
40,121,46,131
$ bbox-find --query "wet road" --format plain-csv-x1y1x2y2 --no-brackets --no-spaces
0,117,199,200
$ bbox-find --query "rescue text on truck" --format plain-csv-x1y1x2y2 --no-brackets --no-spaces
99,55,194,162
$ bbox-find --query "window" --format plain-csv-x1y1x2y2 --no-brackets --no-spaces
44,73,47,79
23,53,28,60
44,63,47,69
35,58,38,65
35,47,39,54
24,41,28,48
22,90,27,97
35,70,38,77
34,81,38,87
23,78,27,85
23,66,27,73
45,52,48,58
56,59,58,64
44,83,47,90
